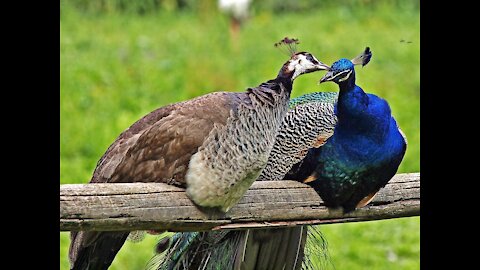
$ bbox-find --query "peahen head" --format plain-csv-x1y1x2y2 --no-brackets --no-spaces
320,47,372,84
275,37,329,81
283,51,330,80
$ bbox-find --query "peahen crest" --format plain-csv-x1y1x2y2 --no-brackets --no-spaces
274,37,300,56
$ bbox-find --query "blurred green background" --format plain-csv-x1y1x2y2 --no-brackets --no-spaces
60,0,419,269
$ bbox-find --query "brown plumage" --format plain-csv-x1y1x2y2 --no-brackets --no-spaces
68,40,329,270
69,93,251,270
91,92,233,186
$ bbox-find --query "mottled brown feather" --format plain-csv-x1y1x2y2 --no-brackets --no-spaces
91,92,238,185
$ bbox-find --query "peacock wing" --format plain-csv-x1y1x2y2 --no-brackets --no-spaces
288,91,338,109
278,101,337,183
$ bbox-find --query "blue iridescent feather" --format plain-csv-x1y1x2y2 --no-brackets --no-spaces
287,53,407,212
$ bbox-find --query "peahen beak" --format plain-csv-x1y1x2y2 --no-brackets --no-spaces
316,62,330,71
319,70,335,83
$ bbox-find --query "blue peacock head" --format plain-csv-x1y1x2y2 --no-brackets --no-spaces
320,47,372,84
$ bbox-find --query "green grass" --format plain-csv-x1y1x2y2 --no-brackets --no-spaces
60,2,419,269
313,217,420,270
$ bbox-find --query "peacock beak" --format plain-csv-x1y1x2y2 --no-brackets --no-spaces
319,70,335,83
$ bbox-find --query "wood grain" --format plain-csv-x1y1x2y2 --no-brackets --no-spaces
60,173,419,232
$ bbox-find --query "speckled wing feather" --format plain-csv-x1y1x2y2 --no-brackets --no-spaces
258,98,337,181
91,92,237,185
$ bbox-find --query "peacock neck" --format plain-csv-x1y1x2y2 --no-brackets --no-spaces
335,72,371,132
337,71,357,93
336,72,366,116
334,72,391,143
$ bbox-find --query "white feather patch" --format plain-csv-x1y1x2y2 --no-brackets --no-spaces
185,152,223,208
338,70,353,82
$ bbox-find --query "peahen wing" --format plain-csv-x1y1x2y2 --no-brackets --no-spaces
91,92,235,186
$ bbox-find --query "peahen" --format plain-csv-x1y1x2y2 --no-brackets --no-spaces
149,47,407,270
68,37,329,270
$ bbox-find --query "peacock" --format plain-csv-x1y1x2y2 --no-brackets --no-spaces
67,37,329,270
148,47,407,270
290,47,407,212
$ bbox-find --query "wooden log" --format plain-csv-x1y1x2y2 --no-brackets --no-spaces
60,173,419,232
